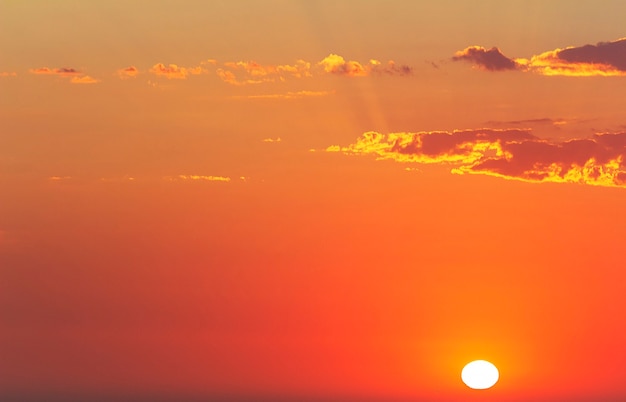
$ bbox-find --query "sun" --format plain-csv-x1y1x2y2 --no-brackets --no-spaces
461,360,499,389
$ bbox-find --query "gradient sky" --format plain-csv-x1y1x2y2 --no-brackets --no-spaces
1,1,626,401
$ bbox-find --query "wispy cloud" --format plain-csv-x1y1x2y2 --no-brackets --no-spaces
484,117,568,128
215,68,265,86
216,60,312,85
99,176,136,182
369,59,413,76
232,90,334,100
0,71,17,77
454,37,626,77
29,66,100,83
117,66,139,79
164,175,231,182
327,129,626,187
29,67,81,76
262,137,281,143
70,75,100,84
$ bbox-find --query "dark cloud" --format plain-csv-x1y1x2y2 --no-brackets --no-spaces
452,46,519,71
557,38,626,71
327,129,626,187
454,37,626,76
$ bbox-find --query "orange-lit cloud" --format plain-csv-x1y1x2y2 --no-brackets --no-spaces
318,54,412,76
216,59,312,85
70,75,100,84
232,90,334,100
149,63,206,79
28,55,409,88
215,68,266,85
519,38,626,76
164,175,231,182
262,137,281,143
327,129,626,187
453,46,519,71
318,54,368,76
455,38,626,76
370,60,413,76
117,66,139,79
29,67,81,76
99,176,136,182
224,60,311,78
29,67,100,84
0,71,17,77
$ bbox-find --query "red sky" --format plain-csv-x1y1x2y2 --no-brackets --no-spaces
1,1,626,401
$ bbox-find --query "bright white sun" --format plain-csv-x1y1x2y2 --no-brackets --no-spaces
461,360,499,389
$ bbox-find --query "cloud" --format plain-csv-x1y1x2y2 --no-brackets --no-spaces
117,66,139,79
70,75,100,84
327,129,626,187
484,117,568,128
29,67,100,84
319,54,368,76
216,60,312,85
232,90,334,100
520,38,626,76
371,60,413,76
149,63,206,79
224,60,312,78
99,176,136,182
216,68,265,85
29,67,81,76
262,137,281,143
318,54,412,76
0,71,17,77
149,63,189,79
452,46,519,71
276,60,313,78
164,175,231,182
454,38,626,76
119,56,408,87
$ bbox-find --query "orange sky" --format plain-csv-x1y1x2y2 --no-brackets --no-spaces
1,1,626,401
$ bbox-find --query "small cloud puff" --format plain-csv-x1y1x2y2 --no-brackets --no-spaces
452,46,519,71
117,66,139,79
319,54,368,76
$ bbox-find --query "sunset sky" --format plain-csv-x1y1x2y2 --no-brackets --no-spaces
1,1,626,401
